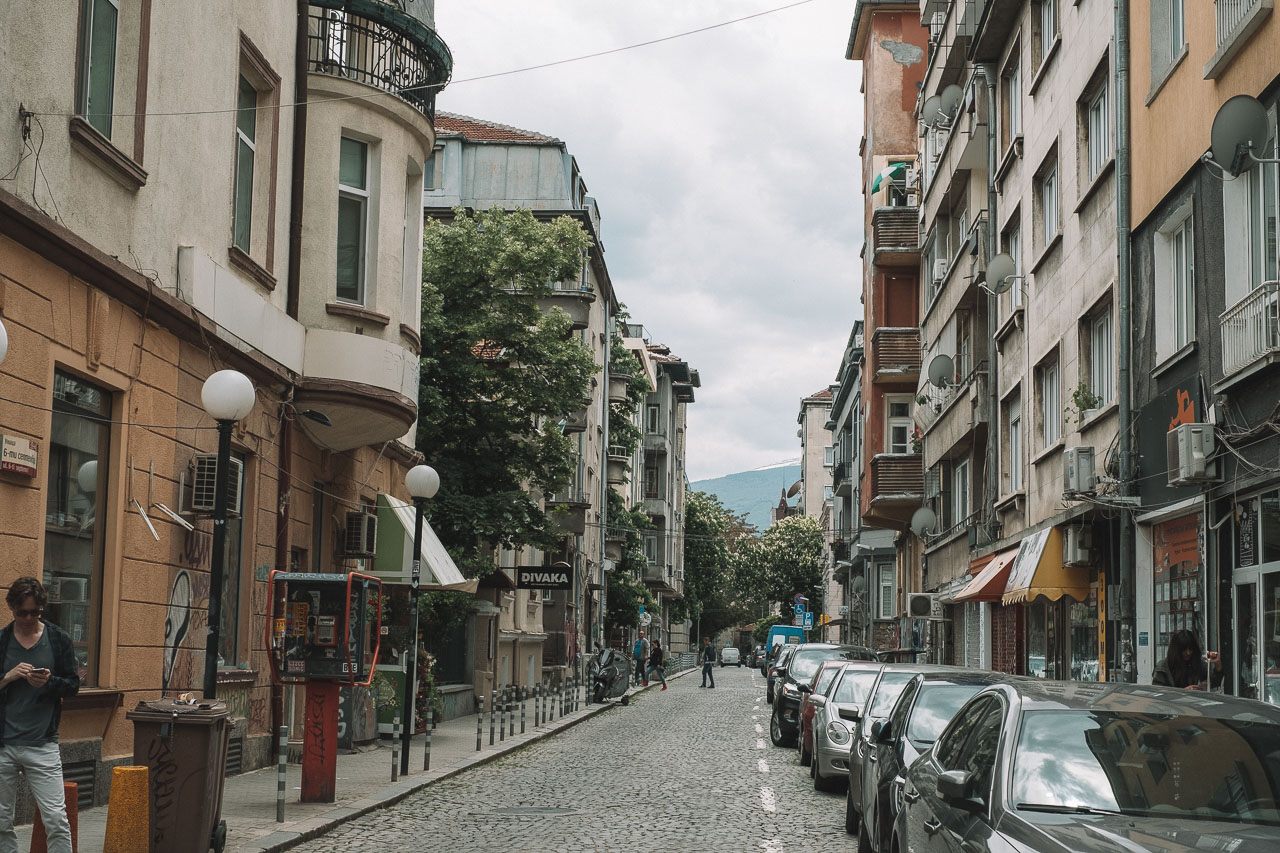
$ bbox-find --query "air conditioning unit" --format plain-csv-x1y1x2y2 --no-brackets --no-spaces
933,259,949,281
343,511,378,557
1063,526,1093,567
1063,446,1096,494
48,577,89,604
906,192,919,206
1167,423,1218,486
907,592,944,620
183,454,243,516
904,166,918,187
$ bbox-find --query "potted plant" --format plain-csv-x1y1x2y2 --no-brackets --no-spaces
910,426,924,454
1066,382,1104,424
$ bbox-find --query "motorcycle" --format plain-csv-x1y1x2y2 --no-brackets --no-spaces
587,644,630,705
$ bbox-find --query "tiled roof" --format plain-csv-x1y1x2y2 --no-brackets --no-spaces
808,388,833,400
434,112,561,144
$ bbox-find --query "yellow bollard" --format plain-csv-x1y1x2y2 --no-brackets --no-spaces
102,766,149,853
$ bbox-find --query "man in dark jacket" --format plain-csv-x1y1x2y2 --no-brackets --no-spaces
0,576,79,853
700,636,716,688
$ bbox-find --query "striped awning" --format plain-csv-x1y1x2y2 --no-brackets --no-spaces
1001,527,1089,606
951,547,1019,603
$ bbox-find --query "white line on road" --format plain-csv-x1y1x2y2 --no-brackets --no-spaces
756,738,766,749
758,759,769,773
760,787,777,813
761,840,784,853
754,723,763,735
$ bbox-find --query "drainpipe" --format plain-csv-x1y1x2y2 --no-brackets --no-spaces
286,0,309,321
598,288,611,654
979,64,1000,547
1115,0,1136,681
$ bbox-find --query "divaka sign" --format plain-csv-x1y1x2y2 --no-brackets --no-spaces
516,566,572,590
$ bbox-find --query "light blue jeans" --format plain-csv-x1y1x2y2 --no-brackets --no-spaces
646,663,667,686
0,743,72,853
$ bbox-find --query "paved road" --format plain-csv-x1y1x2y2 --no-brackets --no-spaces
293,664,855,852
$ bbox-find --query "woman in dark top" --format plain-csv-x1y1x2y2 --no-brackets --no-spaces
646,639,667,690
1153,629,1222,690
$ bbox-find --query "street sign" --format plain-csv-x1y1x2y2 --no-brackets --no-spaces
793,593,808,605
792,615,804,627
515,566,572,590
802,612,814,629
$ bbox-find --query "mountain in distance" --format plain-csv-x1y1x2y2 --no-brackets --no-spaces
690,463,801,533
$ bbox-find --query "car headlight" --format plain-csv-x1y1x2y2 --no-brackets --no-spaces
781,682,798,697
827,720,851,745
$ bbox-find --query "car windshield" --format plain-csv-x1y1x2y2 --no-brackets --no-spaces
791,649,864,682
831,670,880,705
1011,710,1280,825
813,666,841,695
904,684,984,747
867,672,916,718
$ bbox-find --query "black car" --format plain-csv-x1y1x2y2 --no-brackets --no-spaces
896,680,1280,853
765,644,797,704
846,664,957,834
770,643,877,747
852,669,1011,852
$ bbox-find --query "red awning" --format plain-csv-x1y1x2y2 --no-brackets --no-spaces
952,547,1019,602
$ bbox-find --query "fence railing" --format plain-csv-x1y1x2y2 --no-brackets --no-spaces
1220,281,1279,376
1216,0,1262,47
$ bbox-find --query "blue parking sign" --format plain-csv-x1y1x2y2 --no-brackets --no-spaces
802,612,814,629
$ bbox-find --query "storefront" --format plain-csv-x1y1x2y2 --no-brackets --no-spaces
1226,491,1280,705
1135,498,1209,689
1000,527,1096,681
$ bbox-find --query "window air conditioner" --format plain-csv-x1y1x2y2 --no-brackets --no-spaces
906,192,919,206
1063,446,1096,494
904,166,918,187
1167,423,1218,486
183,454,243,516
933,259,949,282
343,511,378,557
907,592,944,620
1063,526,1093,567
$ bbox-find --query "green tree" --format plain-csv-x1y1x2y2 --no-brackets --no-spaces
683,490,756,640
416,207,598,574
735,515,826,619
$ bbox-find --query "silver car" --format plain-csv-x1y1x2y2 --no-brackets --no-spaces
809,661,885,792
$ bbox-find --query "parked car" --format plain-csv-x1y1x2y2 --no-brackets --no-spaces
853,670,1011,851
846,665,955,829
770,643,877,747
896,680,1280,853
746,645,766,668
811,661,885,792
721,646,741,667
766,644,798,704
762,625,805,676
798,660,849,766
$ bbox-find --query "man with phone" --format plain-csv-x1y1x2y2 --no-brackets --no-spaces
0,576,78,853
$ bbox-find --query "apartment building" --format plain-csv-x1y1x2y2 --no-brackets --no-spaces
796,389,839,638
1128,2,1280,696
424,113,623,690
845,0,928,657
0,0,450,795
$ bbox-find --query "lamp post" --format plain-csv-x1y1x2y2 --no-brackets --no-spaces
401,464,439,775
200,369,256,699
0,317,8,366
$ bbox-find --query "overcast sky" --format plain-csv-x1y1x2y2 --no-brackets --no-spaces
434,0,865,481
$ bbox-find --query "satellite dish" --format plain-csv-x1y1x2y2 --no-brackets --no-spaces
1211,95,1270,177
938,84,963,121
851,574,866,595
921,95,942,128
986,253,1016,293
786,480,802,499
927,353,956,388
910,506,938,538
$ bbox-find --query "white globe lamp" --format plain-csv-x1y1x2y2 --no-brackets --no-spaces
201,370,256,422
405,465,440,500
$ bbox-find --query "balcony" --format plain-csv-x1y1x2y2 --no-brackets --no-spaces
1206,0,1272,78
1220,281,1280,379
606,446,629,485
608,373,632,405
547,489,590,535
536,284,596,331
307,2,453,120
644,493,669,518
832,540,850,563
832,459,852,497
865,454,924,529
872,207,920,266
561,404,588,434
643,563,677,594
870,327,922,384
920,366,990,468
643,428,669,455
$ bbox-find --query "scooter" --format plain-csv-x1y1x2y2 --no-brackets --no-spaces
587,644,630,705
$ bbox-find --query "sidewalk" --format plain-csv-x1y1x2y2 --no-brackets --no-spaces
17,666,695,853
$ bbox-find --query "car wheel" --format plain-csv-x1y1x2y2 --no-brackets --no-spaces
844,783,860,835
814,759,842,793
858,816,872,853
769,707,793,747
799,734,811,767
766,685,774,704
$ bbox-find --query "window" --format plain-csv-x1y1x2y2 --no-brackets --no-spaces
1085,82,1110,181
824,446,834,467
1002,220,1023,311
1155,209,1195,361
957,318,972,379
1002,54,1022,150
952,458,970,527
43,370,113,686
877,564,896,620
1006,393,1023,493
219,451,248,664
924,235,941,304
77,0,119,137
1150,0,1186,89
646,404,661,434
644,534,660,565
823,485,834,502
424,146,442,191
337,137,370,303
1088,306,1114,406
886,396,913,454
1036,160,1059,249
1223,115,1279,310
232,76,257,253
1034,0,1058,70
1169,0,1184,60
1038,358,1061,448
644,466,660,498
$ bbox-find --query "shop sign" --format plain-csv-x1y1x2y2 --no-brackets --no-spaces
1237,501,1258,568
0,435,38,477
515,566,571,590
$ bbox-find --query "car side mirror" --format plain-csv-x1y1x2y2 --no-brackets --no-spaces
937,769,983,812
870,718,893,743
838,707,860,723
798,683,812,694
810,694,827,708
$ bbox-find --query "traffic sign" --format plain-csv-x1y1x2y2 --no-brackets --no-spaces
802,612,814,629
794,593,808,605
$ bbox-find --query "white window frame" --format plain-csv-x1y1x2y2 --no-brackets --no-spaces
1172,217,1194,348
78,0,120,138
952,458,970,528
1008,394,1024,493
1089,307,1114,406
1086,83,1110,181
1038,0,1058,68
337,137,370,304
1003,223,1023,312
1039,360,1061,448
644,534,660,565
877,564,896,620
1169,0,1184,59
233,75,257,254
823,485,834,503
1039,164,1059,247
824,446,834,467
886,395,914,454
1004,60,1022,144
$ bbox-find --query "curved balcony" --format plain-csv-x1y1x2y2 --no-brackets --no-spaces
308,1,452,120
608,373,632,405
547,489,590,535
298,328,419,451
536,286,596,332
606,446,629,485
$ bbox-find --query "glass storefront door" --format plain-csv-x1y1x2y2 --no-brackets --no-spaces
1236,580,1258,700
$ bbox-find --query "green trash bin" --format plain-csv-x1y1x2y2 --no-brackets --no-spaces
126,698,231,853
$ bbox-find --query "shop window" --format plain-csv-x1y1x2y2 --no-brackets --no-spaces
1153,514,1204,655
1068,590,1099,681
43,370,112,686
218,451,249,665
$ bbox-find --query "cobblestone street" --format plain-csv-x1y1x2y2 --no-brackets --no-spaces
293,666,854,852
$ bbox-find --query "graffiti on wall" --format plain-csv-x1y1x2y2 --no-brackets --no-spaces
162,572,191,692
163,529,214,692
223,685,270,729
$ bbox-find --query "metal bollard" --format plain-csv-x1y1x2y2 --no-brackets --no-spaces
424,705,433,771
276,726,288,823
536,683,543,725
520,686,527,734
509,686,516,738
476,694,484,752
499,685,507,742
391,715,400,781
489,690,496,745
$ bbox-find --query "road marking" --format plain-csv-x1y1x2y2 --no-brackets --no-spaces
761,840,784,853
754,723,763,734
760,787,777,813
753,706,760,712
757,759,769,773
756,738,766,749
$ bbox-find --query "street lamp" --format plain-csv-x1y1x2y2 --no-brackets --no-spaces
0,317,8,366
401,463,439,775
200,369,256,699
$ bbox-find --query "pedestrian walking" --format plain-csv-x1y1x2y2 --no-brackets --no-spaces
646,639,667,690
0,576,79,853
699,636,716,688
633,629,650,686
1153,629,1222,690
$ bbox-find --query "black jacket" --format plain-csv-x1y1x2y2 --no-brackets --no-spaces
0,619,80,745
1153,656,1223,689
